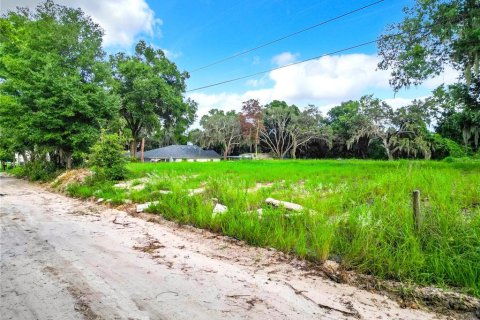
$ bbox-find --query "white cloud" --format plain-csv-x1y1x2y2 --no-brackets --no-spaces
187,53,391,123
422,65,460,89
271,52,298,66
245,75,268,88
187,52,458,127
268,54,390,102
1,0,161,48
384,96,429,109
162,49,182,60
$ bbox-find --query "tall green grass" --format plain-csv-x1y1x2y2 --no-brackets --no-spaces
68,159,480,296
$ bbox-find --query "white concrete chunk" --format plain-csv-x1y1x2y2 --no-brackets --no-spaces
136,201,159,213
212,203,228,217
188,187,205,196
265,198,304,212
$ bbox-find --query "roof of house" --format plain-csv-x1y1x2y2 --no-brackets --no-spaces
142,145,221,159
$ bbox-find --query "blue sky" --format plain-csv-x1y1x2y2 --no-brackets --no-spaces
143,0,457,119
2,0,459,120
150,0,411,91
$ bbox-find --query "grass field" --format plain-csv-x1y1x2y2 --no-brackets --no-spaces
66,159,480,296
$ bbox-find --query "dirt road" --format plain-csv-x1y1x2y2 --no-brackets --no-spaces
0,175,447,319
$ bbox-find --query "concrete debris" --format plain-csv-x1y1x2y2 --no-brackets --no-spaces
114,177,150,190
212,203,228,217
247,182,274,193
136,201,159,213
188,187,205,196
131,184,145,191
265,198,304,212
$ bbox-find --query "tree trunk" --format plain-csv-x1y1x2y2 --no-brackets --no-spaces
254,125,260,158
223,143,229,160
66,155,72,169
20,151,27,164
140,137,145,162
291,138,297,159
385,147,393,161
130,139,137,158
381,138,393,161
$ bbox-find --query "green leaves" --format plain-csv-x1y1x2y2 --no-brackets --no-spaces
0,1,118,168
378,0,480,91
110,40,195,156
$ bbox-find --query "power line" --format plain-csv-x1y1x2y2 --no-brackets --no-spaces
186,15,468,93
186,39,379,92
189,0,385,73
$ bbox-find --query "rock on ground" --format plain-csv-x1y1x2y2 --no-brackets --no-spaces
265,197,304,212
0,175,463,320
136,201,159,213
212,203,228,217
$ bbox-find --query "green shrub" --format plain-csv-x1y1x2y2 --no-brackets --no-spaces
11,160,59,181
430,134,466,159
89,133,128,181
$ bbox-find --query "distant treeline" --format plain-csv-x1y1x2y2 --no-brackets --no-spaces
0,0,478,170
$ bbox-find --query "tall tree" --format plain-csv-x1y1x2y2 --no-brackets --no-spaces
347,96,432,160
377,0,479,154
289,106,332,159
110,41,196,157
0,1,118,168
261,101,327,159
378,0,480,91
200,109,242,160
428,83,480,151
261,101,297,159
240,99,264,156
327,100,371,158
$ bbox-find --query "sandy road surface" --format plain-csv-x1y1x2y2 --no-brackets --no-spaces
0,175,447,320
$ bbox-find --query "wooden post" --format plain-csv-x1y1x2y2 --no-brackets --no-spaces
412,190,421,231
140,138,145,163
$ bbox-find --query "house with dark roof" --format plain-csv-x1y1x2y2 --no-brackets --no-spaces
142,145,221,162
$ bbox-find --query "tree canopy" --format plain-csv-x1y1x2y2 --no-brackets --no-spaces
110,41,196,157
378,0,480,91
0,0,118,168
378,0,479,153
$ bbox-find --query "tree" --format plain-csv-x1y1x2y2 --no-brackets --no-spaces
188,128,207,148
289,106,332,159
0,127,15,170
261,101,329,159
240,99,264,156
261,101,297,159
378,0,480,91
0,1,118,168
110,41,196,157
427,83,480,151
326,100,371,158
200,109,242,159
347,96,432,160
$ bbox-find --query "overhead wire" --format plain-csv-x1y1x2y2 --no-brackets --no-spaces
189,0,385,73
186,19,455,93
186,39,379,92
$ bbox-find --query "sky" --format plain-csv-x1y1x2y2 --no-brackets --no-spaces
1,0,459,123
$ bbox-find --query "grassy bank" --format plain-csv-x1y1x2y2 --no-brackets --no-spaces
66,160,480,296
